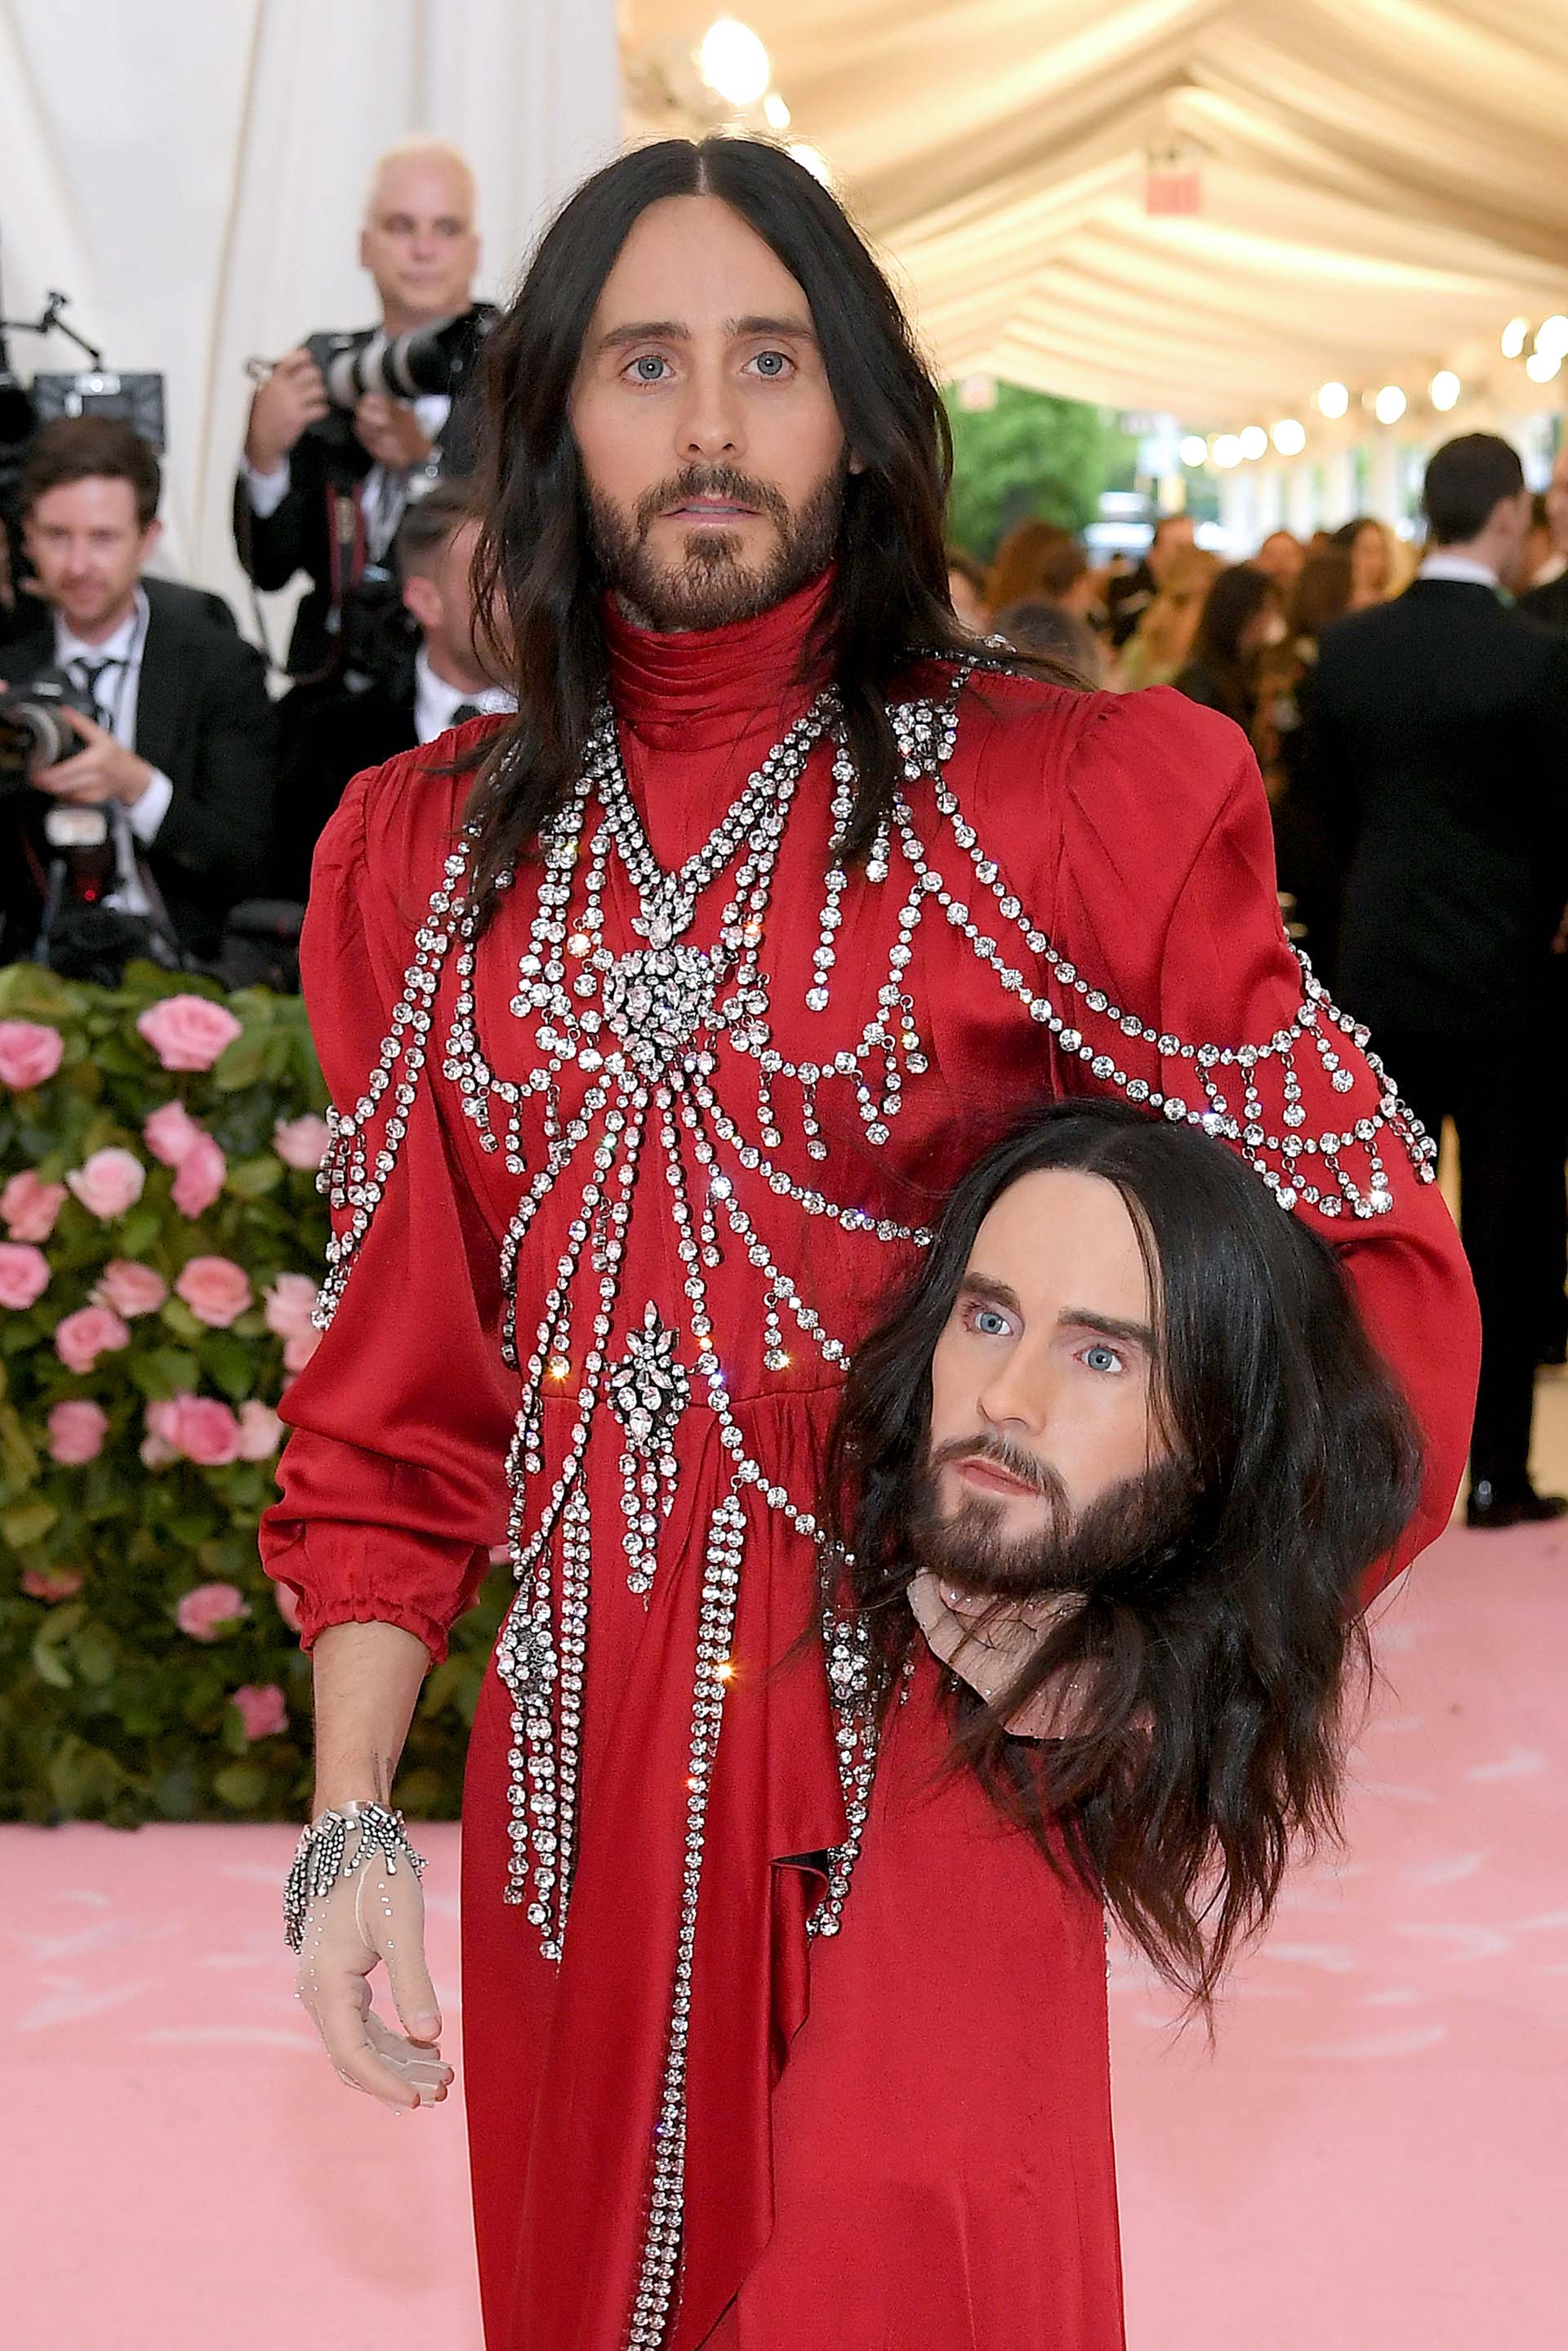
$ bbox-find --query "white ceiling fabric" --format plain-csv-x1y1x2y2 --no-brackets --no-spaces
628,1,1568,424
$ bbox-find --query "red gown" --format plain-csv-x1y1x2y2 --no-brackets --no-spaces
261,575,1477,2351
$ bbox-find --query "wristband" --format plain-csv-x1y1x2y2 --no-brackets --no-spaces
283,1798,427,1952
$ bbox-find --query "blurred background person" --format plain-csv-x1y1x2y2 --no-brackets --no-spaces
0,418,274,972
1173,561,1285,732
234,137,490,683
1116,545,1218,689
1331,514,1399,609
1103,508,1196,648
1254,528,1304,594
1519,445,1568,626
989,595,1102,683
945,545,990,634
1307,433,1568,1526
1267,547,1356,979
989,523,1103,680
270,478,513,897
1519,493,1556,594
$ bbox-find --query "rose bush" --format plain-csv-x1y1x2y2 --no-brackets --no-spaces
0,961,506,1826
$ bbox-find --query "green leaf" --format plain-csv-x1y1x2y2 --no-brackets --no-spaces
2,1498,59,1548
226,1154,283,1200
73,1623,119,1685
202,1333,255,1402
212,1031,271,1092
213,1760,268,1810
116,1207,163,1258
160,1298,203,1341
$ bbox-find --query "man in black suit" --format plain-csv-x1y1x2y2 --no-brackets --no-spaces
0,416,275,967
234,138,490,683
1308,432,1568,1527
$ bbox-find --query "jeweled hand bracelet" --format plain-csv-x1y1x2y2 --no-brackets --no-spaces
283,1799,428,1952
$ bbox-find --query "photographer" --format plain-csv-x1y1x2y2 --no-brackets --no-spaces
271,478,514,895
235,138,491,681
0,416,275,972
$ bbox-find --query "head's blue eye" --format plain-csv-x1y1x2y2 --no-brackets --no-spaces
972,1308,1009,1337
753,350,787,376
1083,1344,1123,1375
631,354,666,381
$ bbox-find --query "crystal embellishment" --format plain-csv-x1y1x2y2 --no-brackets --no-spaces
599,943,722,1078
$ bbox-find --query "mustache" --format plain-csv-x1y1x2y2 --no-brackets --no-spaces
634,464,791,535
929,1431,1064,1503
908,1449,1195,1602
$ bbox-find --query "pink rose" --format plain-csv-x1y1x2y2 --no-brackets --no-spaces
283,1325,322,1374
171,1133,226,1218
273,1579,304,1635
2,1170,67,1243
21,1566,84,1601
273,1114,331,1172
232,1682,287,1740
175,1581,251,1641
264,1271,319,1343
55,1304,131,1372
136,995,243,1072
159,1391,243,1467
95,1259,167,1318
66,1147,145,1221
238,1399,283,1459
175,1254,252,1329
47,1400,109,1464
144,1100,207,1169
0,1020,64,1090
0,1241,50,1310
145,1398,180,1445
140,1432,176,1470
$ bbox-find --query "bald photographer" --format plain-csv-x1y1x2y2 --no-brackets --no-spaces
0,417,275,977
234,137,493,684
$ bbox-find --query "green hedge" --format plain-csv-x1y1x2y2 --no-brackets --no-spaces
0,962,505,1826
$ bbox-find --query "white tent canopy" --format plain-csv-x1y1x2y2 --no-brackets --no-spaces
628,2,1568,431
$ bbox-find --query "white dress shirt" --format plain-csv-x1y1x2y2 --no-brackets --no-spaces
243,392,451,560
1416,551,1500,590
53,588,172,915
412,647,515,746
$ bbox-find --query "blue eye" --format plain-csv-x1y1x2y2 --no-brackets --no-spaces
1083,1345,1124,1375
751,350,791,377
966,1305,1009,1338
629,354,668,382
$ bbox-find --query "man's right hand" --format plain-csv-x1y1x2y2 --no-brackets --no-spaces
244,346,330,474
295,1838,452,2111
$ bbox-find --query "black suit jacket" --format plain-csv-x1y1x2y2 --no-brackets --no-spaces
1519,570,1568,632
1,576,278,961
233,308,490,679
1306,577,1568,1033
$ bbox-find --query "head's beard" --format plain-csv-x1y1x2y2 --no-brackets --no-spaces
906,1432,1196,1602
587,461,845,633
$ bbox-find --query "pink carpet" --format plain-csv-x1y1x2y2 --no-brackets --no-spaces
7,1521,1565,2349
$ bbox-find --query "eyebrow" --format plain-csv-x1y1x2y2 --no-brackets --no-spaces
595,313,817,354
958,1271,1155,1350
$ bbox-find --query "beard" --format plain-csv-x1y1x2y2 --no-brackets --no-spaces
587,460,845,633
906,1432,1196,1603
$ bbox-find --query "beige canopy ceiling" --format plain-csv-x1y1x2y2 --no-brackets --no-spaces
624,1,1568,426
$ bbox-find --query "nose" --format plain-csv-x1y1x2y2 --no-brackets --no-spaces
976,1347,1051,1441
676,362,743,465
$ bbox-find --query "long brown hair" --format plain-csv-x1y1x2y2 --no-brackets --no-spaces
460,137,1008,929
820,1102,1423,2011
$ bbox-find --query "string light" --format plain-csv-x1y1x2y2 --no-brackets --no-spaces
763,91,791,130
1429,371,1461,412
1526,349,1562,383
1238,425,1268,460
1211,434,1242,468
697,18,772,107
1374,385,1406,425
1316,381,1349,419
1535,314,1568,360
1178,434,1209,467
1502,317,1530,358
1272,418,1307,455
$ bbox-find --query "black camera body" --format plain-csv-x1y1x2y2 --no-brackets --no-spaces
0,664,99,777
305,305,492,416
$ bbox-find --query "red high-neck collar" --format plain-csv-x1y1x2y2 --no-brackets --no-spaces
602,568,836,752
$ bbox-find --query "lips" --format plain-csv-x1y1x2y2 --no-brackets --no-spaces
665,499,758,519
953,1454,1037,1498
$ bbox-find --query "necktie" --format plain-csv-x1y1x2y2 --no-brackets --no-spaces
69,657,122,728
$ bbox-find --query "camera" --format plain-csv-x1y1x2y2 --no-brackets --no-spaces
307,307,492,412
0,666,98,774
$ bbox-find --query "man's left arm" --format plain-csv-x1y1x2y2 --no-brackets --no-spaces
1051,690,1478,1599
149,632,278,894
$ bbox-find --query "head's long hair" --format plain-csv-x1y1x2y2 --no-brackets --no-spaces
821,1100,1423,2010
461,137,1004,929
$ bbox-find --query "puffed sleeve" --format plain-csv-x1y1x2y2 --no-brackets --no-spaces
259,758,516,1663
1048,687,1479,1599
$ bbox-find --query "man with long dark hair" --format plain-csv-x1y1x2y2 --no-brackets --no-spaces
261,140,1477,2350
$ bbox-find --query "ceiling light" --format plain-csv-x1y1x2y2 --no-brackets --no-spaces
1501,317,1530,358
697,18,772,108
1237,425,1268,460
1211,434,1242,469
1178,434,1209,467
1535,314,1568,360
1428,371,1461,412
1374,385,1406,425
786,140,833,185
1526,349,1562,383
763,91,791,130
1272,418,1307,455
1316,381,1349,419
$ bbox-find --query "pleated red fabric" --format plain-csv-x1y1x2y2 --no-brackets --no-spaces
262,575,1477,2350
